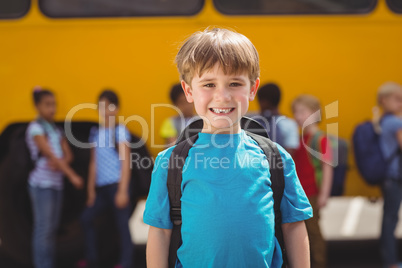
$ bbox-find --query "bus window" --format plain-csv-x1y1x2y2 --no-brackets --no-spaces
387,0,402,13
0,0,30,19
213,0,377,15
39,0,204,18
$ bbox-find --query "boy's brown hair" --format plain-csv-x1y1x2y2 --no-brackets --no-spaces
175,27,260,85
292,94,321,114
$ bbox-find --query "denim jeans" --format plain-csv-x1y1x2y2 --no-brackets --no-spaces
28,185,63,268
81,183,134,268
380,178,402,266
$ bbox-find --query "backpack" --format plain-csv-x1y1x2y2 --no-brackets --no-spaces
353,119,400,185
252,112,284,147
308,131,349,196
11,125,37,181
0,123,45,264
166,117,287,268
2,120,52,218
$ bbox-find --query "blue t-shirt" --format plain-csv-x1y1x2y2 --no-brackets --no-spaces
144,130,312,268
276,116,299,150
380,114,402,179
26,119,64,190
89,125,131,187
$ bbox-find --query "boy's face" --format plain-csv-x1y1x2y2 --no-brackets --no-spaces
293,103,315,128
381,91,402,114
182,63,259,134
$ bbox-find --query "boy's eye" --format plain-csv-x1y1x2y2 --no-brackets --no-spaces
204,83,215,88
230,82,242,87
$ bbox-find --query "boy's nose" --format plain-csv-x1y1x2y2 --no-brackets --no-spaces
214,87,231,102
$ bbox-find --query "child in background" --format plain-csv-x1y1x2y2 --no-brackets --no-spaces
144,27,312,268
81,90,133,268
377,82,402,268
160,83,194,146
254,82,300,155
27,88,83,268
292,94,333,268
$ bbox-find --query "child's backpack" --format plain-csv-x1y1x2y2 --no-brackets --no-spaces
353,119,400,185
10,124,38,182
166,117,287,268
309,132,349,196
0,123,38,264
0,120,52,259
253,113,284,146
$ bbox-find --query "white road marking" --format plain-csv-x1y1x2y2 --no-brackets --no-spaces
129,200,149,244
340,196,365,237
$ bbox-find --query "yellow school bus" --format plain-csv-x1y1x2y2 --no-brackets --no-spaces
1,0,402,198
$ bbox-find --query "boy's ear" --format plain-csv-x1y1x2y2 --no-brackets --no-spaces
181,80,194,103
249,78,260,101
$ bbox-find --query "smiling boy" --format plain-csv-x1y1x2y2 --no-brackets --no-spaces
144,28,312,268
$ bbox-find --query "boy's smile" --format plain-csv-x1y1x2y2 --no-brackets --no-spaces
209,107,235,114
182,63,259,134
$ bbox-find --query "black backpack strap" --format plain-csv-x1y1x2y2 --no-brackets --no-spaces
114,125,120,154
246,131,287,267
167,134,199,268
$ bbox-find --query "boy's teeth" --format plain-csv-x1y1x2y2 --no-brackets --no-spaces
211,108,232,114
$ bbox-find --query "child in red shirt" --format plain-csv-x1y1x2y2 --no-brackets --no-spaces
292,94,333,268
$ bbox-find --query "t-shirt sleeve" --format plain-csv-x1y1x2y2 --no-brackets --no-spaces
277,144,313,223
28,122,45,138
117,125,131,144
382,115,402,135
320,136,332,164
143,147,175,229
277,117,300,149
160,118,177,139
